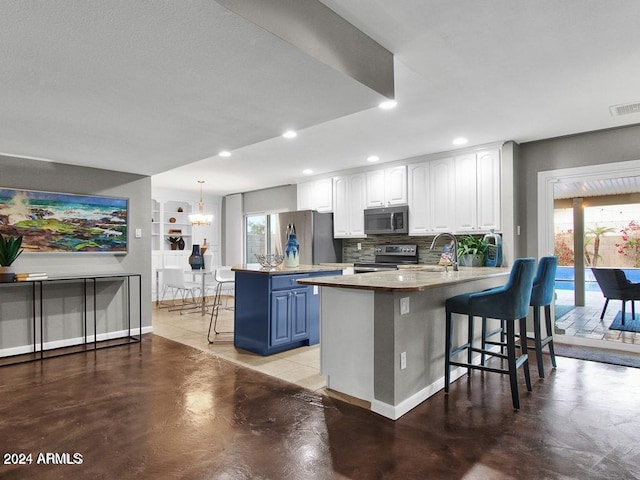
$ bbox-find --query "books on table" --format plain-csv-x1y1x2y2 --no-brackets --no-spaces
15,272,48,281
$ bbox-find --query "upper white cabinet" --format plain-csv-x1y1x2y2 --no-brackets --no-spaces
366,165,407,207
407,148,501,235
408,158,456,235
333,173,366,238
476,149,501,231
297,178,333,212
407,163,430,235
429,157,457,232
453,154,478,232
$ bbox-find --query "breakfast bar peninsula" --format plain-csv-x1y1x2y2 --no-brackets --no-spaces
297,266,510,420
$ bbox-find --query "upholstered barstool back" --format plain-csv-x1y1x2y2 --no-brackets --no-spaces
445,257,536,410
529,256,558,378
531,256,558,308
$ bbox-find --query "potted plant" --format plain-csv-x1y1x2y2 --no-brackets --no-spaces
0,233,24,282
457,235,488,267
167,236,181,250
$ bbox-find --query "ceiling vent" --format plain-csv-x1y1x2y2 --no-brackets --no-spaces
609,102,640,116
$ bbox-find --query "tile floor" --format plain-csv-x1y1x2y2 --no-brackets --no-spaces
555,289,640,346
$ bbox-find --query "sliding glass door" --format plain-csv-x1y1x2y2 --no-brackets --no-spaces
245,213,283,263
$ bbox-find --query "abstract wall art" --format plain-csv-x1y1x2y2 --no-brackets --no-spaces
0,187,128,253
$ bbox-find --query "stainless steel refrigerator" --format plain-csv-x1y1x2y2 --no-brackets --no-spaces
276,210,342,264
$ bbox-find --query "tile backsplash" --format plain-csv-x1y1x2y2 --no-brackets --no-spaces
342,234,450,264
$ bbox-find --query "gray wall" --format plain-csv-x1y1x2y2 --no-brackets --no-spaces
0,155,151,351
518,124,640,257
242,184,297,214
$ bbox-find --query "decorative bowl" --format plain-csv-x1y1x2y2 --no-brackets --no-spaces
255,253,284,268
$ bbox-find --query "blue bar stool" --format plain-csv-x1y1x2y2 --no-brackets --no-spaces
445,257,536,410
481,257,559,378
527,256,558,378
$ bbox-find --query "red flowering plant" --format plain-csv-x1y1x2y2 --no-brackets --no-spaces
615,220,640,267
554,230,574,266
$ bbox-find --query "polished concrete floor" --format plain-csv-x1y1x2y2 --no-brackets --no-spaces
2,315,640,478
1,333,640,480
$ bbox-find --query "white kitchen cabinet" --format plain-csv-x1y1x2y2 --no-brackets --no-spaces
365,165,407,207
408,158,455,234
333,173,366,238
429,157,456,232
476,149,501,231
408,162,430,234
408,158,456,235
453,154,478,232
454,149,501,233
297,178,333,212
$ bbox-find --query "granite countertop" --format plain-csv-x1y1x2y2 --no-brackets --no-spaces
231,264,344,275
296,266,510,292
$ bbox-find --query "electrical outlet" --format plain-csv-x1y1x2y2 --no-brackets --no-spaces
357,242,362,250
400,297,410,315
400,351,407,370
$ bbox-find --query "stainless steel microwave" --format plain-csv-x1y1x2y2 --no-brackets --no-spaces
364,205,409,235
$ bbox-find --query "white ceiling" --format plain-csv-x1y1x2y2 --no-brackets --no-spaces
3,1,640,197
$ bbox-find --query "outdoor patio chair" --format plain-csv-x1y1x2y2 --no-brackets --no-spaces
591,268,640,325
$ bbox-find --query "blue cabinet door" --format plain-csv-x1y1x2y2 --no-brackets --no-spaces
270,290,292,347
290,288,308,341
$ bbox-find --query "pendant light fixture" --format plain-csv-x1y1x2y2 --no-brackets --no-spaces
189,180,213,226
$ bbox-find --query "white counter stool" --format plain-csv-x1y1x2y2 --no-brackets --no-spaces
160,267,201,314
444,257,536,410
207,267,235,343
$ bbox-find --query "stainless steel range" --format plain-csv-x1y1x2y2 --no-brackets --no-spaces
353,244,419,273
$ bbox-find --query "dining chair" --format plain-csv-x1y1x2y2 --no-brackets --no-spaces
160,267,201,314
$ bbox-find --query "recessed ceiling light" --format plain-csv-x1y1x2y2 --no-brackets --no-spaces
452,137,468,146
219,150,231,157
282,130,297,139
367,155,380,162
379,100,397,110
303,169,313,175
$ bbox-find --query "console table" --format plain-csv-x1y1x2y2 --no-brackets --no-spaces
0,272,142,367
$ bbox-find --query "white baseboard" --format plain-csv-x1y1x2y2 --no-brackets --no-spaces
0,326,153,358
370,347,501,420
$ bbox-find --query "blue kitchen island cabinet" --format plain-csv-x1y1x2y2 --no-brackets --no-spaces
232,265,343,356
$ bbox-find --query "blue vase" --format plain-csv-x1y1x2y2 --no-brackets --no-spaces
284,234,299,268
189,244,204,270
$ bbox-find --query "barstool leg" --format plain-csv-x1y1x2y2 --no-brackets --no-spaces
207,282,223,343
519,316,532,393
622,301,626,326
444,309,453,393
544,304,557,368
467,315,474,376
481,317,487,366
533,306,545,378
505,319,520,410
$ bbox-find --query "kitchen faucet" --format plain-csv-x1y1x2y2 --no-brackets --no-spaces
429,233,458,271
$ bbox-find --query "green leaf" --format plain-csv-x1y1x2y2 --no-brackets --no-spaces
0,233,24,266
